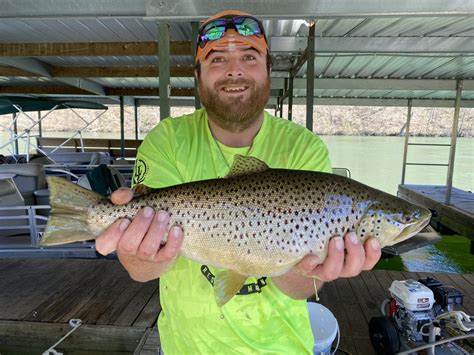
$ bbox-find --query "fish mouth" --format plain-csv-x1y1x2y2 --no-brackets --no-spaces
395,211,431,244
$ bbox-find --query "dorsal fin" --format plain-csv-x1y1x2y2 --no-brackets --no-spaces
133,184,153,197
225,155,269,178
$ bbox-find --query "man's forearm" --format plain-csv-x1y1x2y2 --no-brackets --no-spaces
272,269,324,299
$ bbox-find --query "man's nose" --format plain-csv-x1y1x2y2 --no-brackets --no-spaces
226,59,243,77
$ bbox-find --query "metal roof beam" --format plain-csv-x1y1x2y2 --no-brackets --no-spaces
267,97,474,108
271,37,474,53
146,0,474,19
271,78,474,91
0,0,147,19
0,42,192,57
1,38,471,56
0,57,107,96
3,0,473,19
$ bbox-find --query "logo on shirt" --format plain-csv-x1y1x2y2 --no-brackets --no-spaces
133,159,148,185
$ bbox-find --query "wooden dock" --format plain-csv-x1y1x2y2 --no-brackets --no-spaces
0,258,473,354
398,184,474,243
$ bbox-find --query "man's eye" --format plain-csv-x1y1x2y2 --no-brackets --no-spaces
211,57,225,63
243,54,256,61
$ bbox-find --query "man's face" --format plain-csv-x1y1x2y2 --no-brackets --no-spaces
198,46,270,132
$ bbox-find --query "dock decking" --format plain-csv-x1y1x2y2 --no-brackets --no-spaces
398,184,474,243
0,258,473,354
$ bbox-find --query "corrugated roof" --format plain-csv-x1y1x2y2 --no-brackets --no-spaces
0,0,473,108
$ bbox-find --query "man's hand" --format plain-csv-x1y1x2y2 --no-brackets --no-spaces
272,232,381,299
95,187,184,282
294,232,381,281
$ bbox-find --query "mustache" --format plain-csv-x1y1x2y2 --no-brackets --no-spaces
214,78,255,89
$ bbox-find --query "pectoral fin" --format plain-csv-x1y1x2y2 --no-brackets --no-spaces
214,270,247,306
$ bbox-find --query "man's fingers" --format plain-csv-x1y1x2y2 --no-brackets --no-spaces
117,207,155,255
137,211,170,261
293,255,320,276
155,226,183,263
311,237,344,282
339,232,366,278
96,218,130,255
111,187,134,205
362,238,382,271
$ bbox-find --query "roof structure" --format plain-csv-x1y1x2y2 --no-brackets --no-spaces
0,0,473,110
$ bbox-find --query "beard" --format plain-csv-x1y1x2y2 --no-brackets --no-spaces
199,76,270,133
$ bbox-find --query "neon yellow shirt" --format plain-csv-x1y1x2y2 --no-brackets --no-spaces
132,108,332,354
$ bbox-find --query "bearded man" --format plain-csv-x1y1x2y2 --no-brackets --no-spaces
96,10,381,354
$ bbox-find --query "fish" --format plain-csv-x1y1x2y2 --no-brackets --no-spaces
41,155,431,305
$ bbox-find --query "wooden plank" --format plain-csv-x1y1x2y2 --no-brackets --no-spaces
347,276,381,324
136,327,161,355
133,286,161,327
96,281,156,326
0,42,192,57
0,320,146,353
462,274,474,285
330,278,369,338
51,65,194,78
19,260,111,322
0,259,76,320
352,336,376,355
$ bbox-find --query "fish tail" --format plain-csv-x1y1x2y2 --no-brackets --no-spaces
41,176,105,246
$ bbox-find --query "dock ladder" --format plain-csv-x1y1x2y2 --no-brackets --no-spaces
400,80,463,206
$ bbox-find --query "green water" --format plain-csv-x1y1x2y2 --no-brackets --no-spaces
1,131,473,273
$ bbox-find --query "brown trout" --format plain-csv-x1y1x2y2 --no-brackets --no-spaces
41,155,431,305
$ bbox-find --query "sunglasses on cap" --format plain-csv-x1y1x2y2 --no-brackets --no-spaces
198,15,266,48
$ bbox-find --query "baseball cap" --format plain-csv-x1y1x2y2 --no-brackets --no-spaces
195,10,269,63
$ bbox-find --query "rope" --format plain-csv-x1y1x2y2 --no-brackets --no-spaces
42,319,82,355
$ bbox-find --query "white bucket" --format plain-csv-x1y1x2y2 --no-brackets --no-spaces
307,302,339,355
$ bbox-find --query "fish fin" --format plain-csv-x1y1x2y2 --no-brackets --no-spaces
40,216,95,246
41,177,106,246
133,183,153,197
225,155,269,178
214,270,247,306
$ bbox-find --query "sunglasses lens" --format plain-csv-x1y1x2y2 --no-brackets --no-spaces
200,20,227,44
234,17,262,36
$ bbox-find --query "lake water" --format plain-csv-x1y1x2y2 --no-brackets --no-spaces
1,131,473,272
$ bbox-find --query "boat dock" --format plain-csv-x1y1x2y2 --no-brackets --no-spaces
0,258,473,354
398,184,474,251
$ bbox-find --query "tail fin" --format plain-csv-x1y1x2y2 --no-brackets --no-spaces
41,176,106,246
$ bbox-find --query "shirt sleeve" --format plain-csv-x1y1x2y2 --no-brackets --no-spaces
131,121,184,188
288,130,332,173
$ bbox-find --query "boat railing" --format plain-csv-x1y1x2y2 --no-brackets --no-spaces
0,204,98,257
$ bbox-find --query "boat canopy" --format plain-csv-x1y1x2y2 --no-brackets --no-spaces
0,96,107,115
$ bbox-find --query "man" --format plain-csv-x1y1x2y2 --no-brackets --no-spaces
96,10,381,354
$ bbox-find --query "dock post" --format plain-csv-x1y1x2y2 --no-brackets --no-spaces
120,96,125,159
401,99,412,185
159,22,171,120
191,21,201,109
306,21,315,132
445,79,463,205
134,98,139,141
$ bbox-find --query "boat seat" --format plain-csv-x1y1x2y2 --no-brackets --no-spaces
31,151,111,166
0,178,28,237
0,163,46,206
